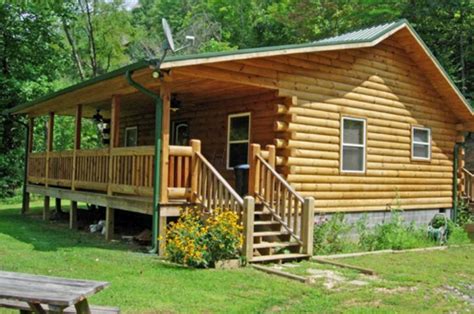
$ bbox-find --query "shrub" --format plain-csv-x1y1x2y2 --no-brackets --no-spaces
456,197,474,227
447,224,471,245
356,211,432,251
313,213,353,255
166,208,242,268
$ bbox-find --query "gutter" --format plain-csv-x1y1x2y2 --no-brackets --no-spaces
125,69,162,254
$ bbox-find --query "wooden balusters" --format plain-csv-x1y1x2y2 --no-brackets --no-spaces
463,168,474,202
249,143,314,246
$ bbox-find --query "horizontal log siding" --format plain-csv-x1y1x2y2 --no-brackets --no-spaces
171,91,282,183
278,44,456,212
194,42,457,212
119,109,155,147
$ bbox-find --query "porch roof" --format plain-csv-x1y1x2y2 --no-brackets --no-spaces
7,19,473,122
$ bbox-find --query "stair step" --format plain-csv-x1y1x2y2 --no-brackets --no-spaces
254,221,280,226
253,241,300,249
254,210,271,215
250,253,309,263
253,231,289,237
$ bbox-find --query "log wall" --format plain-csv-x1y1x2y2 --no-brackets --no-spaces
269,43,458,212
171,91,282,182
173,40,460,212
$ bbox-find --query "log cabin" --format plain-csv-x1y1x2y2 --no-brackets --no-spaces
6,19,474,263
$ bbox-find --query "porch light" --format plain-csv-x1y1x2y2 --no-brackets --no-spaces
171,94,182,112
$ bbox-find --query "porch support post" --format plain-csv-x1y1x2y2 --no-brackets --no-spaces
22,117,34,214
248,144,261,197
45,112,54,188
71,104,82,191
190,139,201,202
43,112,54,220
242,196,255,263
106,96,120,241
302,197,315,256
160,85,171,204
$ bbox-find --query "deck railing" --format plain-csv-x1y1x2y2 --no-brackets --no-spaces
74,148,109,191
195,151,244,214
167,145,192,200
28,146,155,196
249,143,314,255
463,168,474,202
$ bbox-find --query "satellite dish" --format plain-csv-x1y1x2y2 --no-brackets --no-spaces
162,18,175,52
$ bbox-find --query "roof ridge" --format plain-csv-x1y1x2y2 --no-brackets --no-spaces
314,19,407,44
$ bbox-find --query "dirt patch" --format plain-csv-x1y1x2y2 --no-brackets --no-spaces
306,268,372,290
438,284,474,306
375,286,418,294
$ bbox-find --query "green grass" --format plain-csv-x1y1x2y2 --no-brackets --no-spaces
0,199,473,313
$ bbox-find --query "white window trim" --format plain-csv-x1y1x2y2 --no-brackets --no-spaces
411,126,431,161
227,112,251,170
340,117,366,173
124,126,138,147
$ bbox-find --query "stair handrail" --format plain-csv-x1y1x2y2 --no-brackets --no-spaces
194,151,244,214
256,154,304,204
462,167,474,201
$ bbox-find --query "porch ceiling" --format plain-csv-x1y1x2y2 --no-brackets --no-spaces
47,71,269,119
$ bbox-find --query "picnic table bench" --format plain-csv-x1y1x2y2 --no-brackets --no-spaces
0,271,119,313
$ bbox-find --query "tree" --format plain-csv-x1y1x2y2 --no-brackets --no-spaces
0,2,67,197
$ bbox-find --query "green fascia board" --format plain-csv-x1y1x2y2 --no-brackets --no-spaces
9,18,469,114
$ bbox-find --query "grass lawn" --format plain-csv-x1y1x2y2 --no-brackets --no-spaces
0,199,473,313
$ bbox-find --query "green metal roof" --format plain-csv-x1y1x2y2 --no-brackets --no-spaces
7,18,470,115
315,20,401,44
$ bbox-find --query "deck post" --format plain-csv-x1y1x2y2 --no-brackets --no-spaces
302,197,315,256
190,139,201,202
105,96,120,241
71,104,82,191
242,196,255,263
45,112,54,188
248,144,261,197
22,117,34,214
160,85,171,204
266,144,276,169
44,112,54,217
43,196,50,221
70,201,78,230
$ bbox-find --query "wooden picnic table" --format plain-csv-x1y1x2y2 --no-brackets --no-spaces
0,270,112,313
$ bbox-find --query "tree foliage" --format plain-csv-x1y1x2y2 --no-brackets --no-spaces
1,0,473,197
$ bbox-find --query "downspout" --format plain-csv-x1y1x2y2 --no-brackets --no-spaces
452,132,471,222
125,69,162,254
2,113,29,215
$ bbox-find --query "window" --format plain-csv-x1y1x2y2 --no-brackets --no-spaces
227,113,250,169
412,127,431,160
124,126,138,147
341,117,366,173
171,121,189,146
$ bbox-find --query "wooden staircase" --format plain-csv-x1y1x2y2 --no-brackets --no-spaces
190,140,314,264
250,205,309,263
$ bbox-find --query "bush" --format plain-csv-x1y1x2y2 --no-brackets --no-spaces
456,197,474,227
447,224,471,245
313,213,353,255
166,208,242,268
356,211,433,251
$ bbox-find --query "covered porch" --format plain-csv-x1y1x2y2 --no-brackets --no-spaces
20,63,313,260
